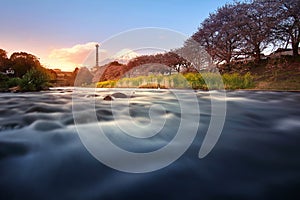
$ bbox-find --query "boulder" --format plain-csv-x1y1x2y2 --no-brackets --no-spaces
9,86,21,93
111,92,127,98
103,95,113,101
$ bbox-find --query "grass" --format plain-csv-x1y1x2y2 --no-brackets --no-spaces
96,72,256,90
251,56,300,90
96,80,116,88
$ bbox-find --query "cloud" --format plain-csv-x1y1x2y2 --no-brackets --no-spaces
48,42,99,65
46,43,141,71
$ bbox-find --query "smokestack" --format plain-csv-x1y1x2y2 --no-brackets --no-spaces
95,44,99,67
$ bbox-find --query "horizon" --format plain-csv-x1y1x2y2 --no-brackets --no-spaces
0,0,234,71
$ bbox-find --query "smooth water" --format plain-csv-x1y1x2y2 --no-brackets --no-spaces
0,88,300,199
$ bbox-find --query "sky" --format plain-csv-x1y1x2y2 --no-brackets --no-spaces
0,0,234,71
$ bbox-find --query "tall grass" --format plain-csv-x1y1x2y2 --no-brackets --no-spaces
222,72,254,89
96,72,255,90
96,80,116,88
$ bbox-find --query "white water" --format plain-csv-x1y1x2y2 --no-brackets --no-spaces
0,88,300,199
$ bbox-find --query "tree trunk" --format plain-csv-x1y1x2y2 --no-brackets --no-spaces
292,41,299,56
254,45,261,62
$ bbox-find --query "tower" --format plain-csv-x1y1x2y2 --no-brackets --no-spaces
95,44,99,67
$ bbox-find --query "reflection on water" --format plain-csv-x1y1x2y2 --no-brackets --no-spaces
0,88,300,199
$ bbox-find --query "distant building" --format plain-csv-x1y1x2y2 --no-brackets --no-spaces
0,68,15,75
6,68,15,75
269,48,300,58
232,54,268,64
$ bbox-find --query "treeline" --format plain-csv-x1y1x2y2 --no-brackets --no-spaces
192,0,300,64
93,48,212,83
93,53,194,82
0,49,56,91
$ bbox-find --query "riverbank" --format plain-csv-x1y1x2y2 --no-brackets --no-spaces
221,55,300,90
94,56,300,91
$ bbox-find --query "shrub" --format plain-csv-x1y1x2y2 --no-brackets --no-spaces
7,78,22,88
19,68,49,91
95,72,255,90
0,73,9,90
96,80,116,88
222,72,254,89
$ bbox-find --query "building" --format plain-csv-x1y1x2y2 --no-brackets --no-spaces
269,48,300,58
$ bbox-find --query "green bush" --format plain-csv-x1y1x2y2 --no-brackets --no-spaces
96,72,255,90
0,73,9,90
19,68,49,91
7,78,22,88
222,72,254,89
96,80,117,88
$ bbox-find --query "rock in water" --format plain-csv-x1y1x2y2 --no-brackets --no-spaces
103,95,113,101
111,92,127,98
9,86,21,93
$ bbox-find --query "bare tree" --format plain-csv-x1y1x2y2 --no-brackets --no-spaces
193,3,246,64
192,1,281,63
175,38,214,71
236,1,278,61
272,0,300,56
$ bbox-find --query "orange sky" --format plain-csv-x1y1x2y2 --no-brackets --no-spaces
0,1,233,71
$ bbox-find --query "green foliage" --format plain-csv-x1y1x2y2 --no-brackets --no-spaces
96,80,117,88
19,68,49,91
7,77,22,88
96,72,255,90
0,73,9,89
222,72,254,89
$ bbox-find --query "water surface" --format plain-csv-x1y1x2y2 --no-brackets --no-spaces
0,88,300,199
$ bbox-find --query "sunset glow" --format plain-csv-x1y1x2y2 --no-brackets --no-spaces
0,0,233,71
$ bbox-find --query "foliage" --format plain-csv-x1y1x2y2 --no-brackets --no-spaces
96,72,255,90
272,0,300,56
0,73,9,89
9,52,43,77
96,80,117,88
19,68,49,91
192,0,300,65
7,77,22,88
0,49,56,91
0,49,9,72
222,72,255,89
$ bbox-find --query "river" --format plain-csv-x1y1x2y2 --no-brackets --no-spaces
0,88,300,199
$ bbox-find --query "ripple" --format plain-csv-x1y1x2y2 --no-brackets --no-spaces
30,120,64,131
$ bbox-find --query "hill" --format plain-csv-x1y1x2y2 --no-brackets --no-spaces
219,55,300,90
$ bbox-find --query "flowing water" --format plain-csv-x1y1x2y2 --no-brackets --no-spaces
0,88,300,199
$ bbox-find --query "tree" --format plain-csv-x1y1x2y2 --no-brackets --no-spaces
192,4,243,64
9,52,42,77
162,52,189,73
0,49,9,71
177,38,214,71
273,0,300,56
232,1,277,61
0,49,8,60
192,1,280,63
